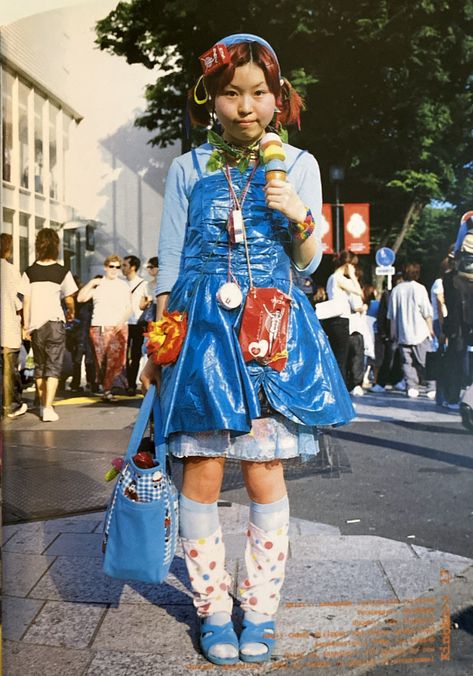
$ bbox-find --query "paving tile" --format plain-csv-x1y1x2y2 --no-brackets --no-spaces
92,603,199,655
290,535,416,561
290,518,341,536
86,650,210,676
242,560,397,605
42,516,104,533
30,556,126,603
22,601,106,648
3,552,56,596
2,596,44,641
381,559,472,600
2,524,20,544
44,532,103,556
3,529,59,554
218,502,250,534
3,640,90,676
412,545,473,567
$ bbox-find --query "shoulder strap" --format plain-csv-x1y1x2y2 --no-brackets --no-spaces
124,385,167,469
131,280,145,294
191,148,204,181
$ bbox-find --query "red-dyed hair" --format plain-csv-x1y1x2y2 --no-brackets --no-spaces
188,42,304,129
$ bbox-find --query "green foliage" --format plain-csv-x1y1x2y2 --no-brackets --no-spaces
95,0,473,256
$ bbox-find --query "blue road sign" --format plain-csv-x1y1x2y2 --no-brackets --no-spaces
375,247,396,267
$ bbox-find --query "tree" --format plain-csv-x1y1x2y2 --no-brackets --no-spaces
96,0,473,256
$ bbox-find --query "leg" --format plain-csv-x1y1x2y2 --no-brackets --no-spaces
42,321,65,421
399,345,419,393
2,348,23,415
179,457,238,665
102,326,128,394
320,317,350,384
45,377,59,407
126,324,144,392
239,459,289,661
89,327,105,387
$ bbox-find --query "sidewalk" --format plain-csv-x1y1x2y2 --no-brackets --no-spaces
3,503,472,675
2,388,470,674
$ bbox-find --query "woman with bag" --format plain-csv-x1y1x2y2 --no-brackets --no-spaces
141,34,354,666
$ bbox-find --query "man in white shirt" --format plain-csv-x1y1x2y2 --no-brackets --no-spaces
122,255,147,395
387,262,435,398
1,234,28,418
22,229,78,421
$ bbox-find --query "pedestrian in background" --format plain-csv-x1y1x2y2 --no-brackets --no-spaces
22,228,77,422
1,233,28,418
387,262,435,399
69,276,97,393
122,254,147,395
322,250,364,385
78,256,132,403
139,256,159,325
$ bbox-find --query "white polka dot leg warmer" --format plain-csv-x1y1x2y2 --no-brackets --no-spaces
181,527,233,617
240,520,289,616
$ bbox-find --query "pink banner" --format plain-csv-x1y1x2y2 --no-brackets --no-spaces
344,203,370,254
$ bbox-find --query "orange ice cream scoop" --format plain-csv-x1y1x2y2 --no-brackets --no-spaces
265,159,287,182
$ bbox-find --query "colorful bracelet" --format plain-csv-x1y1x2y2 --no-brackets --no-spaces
289,208,315,242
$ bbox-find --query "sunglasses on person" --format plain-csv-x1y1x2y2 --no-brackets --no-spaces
108,264,121,269
146,264,158,269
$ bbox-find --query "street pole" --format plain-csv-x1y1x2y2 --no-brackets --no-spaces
329,165,345,254
335,181,340,254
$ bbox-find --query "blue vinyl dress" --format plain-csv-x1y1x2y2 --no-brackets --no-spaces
157,143,355,461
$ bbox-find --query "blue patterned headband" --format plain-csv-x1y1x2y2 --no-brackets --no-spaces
199,33,281,79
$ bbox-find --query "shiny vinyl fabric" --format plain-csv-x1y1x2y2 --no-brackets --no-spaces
160,165,355,439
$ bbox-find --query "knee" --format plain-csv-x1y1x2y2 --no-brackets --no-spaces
242,460,286,503
182,457,224,503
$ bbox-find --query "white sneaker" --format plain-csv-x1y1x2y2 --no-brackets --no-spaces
42,406,59,422
350,385,364,396
407,388,419,398
443,402,460,411
426,390,436,400
7,402,28,418
370,384,385,393
394,381,406,392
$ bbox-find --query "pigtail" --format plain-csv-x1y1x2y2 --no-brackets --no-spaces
277,78,305,129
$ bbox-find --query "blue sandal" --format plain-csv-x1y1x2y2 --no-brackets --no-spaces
239,618,276,663
199,619,239,666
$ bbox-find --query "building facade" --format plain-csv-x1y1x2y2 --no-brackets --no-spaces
1,1,177,280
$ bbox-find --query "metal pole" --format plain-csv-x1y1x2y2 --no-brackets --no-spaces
335,181,340,253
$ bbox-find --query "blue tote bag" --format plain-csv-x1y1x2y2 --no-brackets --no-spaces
102,385,179,583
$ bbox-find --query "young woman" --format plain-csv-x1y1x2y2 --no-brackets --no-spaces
78,255,132,402
141,34,354,666
322,250,364,385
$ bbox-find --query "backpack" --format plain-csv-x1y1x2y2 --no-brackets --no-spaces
457,230,473,279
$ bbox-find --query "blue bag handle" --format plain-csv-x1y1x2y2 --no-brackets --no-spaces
124,385,168,470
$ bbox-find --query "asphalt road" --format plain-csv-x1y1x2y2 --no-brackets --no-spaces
4,395,473,559
223,420,473,559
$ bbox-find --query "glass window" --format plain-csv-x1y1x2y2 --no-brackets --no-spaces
2,208,14,235
62,114,71,202
49,103,60,199
2,70,13,183
19,81,29,189
35,216,45,231
19,212,29,272
34,92,45,194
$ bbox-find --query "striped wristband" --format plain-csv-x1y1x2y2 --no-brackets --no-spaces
289,209,315,241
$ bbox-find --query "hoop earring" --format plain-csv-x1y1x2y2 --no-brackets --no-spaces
194,75,209,105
